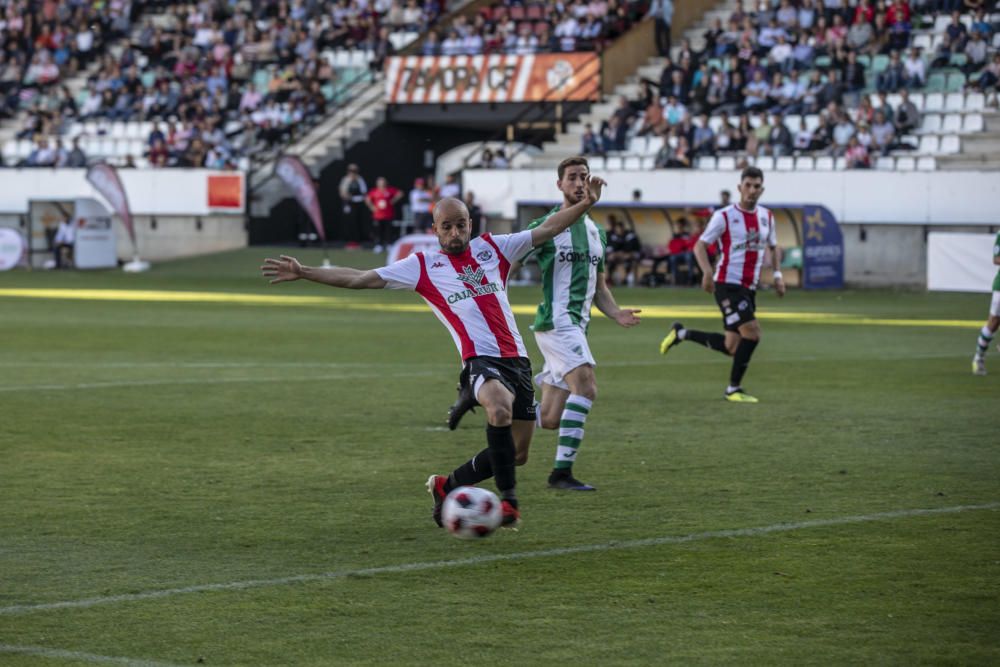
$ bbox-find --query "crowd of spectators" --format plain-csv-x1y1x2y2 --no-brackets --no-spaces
420,0,646,56
5,0,449,168
590,0,999,169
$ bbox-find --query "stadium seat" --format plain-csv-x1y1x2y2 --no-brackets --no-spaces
696,156,717,170
781,246,803,269
908,93,925,110
875,156,895,170
588,156,606,170
918,135,939,154
775,156,795,171
949,53,968,69
646,136,664,155
805,114,821,132
924,93,945,112
944,93,965,112
872,54,890,73
783,115,800,133
834,156,847,170
708,117,723,133
749,115,763,129
920,114,942,133
795,156,815,170
717,155,737,170
756,156,775,170
926,74,947,93
942,114,963,133
939,135,961,154
917,156,937,171
896,156,916,171
913,34,932,50
2,140,16,162
623,156,642,170
814,156,834,170
966,93,986,111
627,137,646,154
605,156,623,170
946,73,966,92
640,156,655,170
963,114,984,133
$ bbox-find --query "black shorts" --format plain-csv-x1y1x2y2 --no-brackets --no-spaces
714,283,757,332
465,356,536,422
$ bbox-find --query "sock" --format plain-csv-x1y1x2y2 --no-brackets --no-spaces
976,325,993,358
729,338,759,388
448,449,492,489
486,424,517,501
682,328,728,354
554,394,592,471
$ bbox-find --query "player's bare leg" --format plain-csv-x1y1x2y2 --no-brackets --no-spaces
972,314,999,376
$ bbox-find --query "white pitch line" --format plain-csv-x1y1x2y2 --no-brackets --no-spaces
2,503,995,617
0,644,185,667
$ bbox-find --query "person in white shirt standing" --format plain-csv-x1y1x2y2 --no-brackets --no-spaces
261,178,606,531
658,167,785,403
53,216,75,269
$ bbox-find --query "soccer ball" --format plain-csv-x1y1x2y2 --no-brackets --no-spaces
441,486,502,540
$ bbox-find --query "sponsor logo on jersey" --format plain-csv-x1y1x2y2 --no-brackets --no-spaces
447,281,502,303
431,261,445,268
556,248,601,265
457,264,486,286
732,229,766,252
476,249,493,262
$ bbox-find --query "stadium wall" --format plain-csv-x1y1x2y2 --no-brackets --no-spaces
463,169,998,287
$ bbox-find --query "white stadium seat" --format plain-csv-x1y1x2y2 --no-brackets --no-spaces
783,115,801,133
944,93,965,112
588,156,605,170
918,135,940,154
963,114,984,133
646,136,664,156
941,114,963,133
627,136,646,154
795,156,815,170
886,93,903,110
98,138,116,156
640,156,655,170
604,155,623,170
623,156,642,170
708,117,723,133
696,156,717,170
917,156,937,171
834,156,847,170
913,34,932,50
920,114,941,133
717,155,737,170
966,93,985,111
814,156,834,170
908,93,925,111
805,114,821,133
896,156,916,171
2,140,16,161
775,156,795,171
876,156,895,170
110,122,128,139
939,135,961,154
924,93,944,113
755,156,775,170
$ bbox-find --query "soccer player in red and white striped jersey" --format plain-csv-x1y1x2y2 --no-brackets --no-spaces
658,166,786,403
261,178,606,529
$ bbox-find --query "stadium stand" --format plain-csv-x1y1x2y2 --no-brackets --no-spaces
525,0,1000,171
0,0,441,168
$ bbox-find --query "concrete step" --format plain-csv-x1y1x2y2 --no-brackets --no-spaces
961,132,1000,154
982,113,1000,132
937,153,1000,170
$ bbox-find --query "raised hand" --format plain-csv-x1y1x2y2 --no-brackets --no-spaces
586,175,606,206
261,255,303,284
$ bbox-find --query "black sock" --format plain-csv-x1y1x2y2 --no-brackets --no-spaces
684,329,728,354
448,449,492,488
486,424,517,501
730,338,759,388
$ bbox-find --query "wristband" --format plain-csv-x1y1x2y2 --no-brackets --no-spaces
772,271,783,280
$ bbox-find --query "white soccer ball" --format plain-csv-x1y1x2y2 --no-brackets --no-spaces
441,486,502,540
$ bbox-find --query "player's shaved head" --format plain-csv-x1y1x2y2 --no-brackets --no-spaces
432,197,469,223
432,197,472,255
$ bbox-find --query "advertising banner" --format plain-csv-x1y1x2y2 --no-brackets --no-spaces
801,205,844,289
385,53,600,104
0,227,24,270
275,156,326,242
73,198,117,269
86,164,136,252
927,232,996,293
207,173,244,211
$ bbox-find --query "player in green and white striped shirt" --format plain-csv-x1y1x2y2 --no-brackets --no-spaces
971,231,1000,376
524,157,642,491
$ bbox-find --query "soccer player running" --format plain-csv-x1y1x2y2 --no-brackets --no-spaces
526,157,642,491
261,178,605,530
658,166,785,403
971,231,1000,375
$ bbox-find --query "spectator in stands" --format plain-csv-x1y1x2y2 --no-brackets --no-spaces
903,48,927,88
945,11,969,52
871,110,896,155
366,176,403,252
744,70,770,112
841,49,867,102
605,217,642,286
339,164,369,245
767,113,793,156
964,32,988,74
479,148,495,168
692,114,716,157
147,138,170,168
438,173,461,200
970,8,993,39
832,113,856,155
894,87,921,134
793,117,814,152
581,123,603,155
646,0,674,57
878,50,907,92
26,137,56,167
844,135,871,168
931,33,955,68
663,95,687,126
409,177,434,232
492,148,510,168
971,53,1000,91
66,137,87,167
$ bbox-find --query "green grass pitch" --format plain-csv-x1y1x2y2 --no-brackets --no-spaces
1,248,998,665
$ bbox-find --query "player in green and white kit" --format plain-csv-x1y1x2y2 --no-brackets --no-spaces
524,157,641,490
971,232,1000,375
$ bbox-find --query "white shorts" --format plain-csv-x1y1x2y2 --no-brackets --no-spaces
991,291,1000,317
533,327,596,391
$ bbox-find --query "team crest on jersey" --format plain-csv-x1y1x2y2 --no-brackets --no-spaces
457,265,486,286
476,249,493,262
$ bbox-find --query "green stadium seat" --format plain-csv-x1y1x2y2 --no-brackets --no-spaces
946,72,966,92
926,72,947,92
872,55,890,73
858,54,872,68
949,53,968,68
141,71,156,88
781,246,803,270
815,55,832,69
253,69,271,94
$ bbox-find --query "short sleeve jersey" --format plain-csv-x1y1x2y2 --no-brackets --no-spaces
525,206,607,332
700,204,777,290
375,231,535,360
993,232,1000,292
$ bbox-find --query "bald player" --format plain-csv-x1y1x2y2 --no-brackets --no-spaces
262,183,606,530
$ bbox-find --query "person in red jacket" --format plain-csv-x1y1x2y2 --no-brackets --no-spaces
365,176,403,253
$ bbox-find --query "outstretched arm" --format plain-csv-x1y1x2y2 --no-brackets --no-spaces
261,255,387,289
529,175,607,247
594,273,641,327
